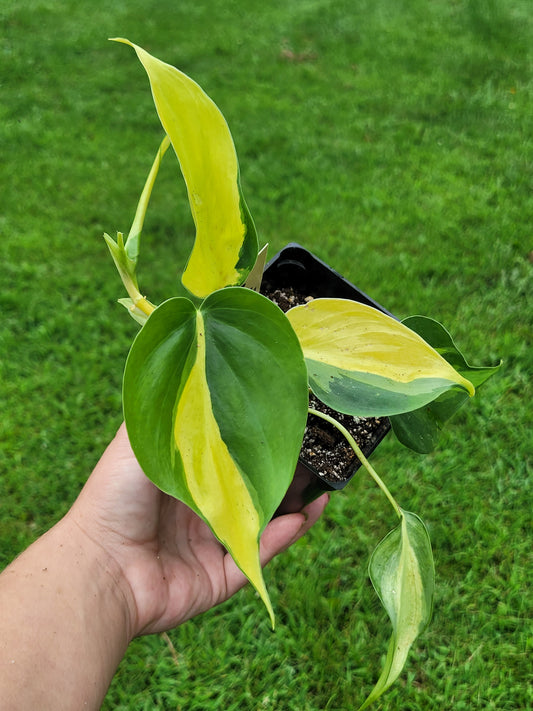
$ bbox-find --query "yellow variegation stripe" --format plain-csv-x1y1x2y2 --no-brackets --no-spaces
287,299,475,395
112,38,248,298
173,311,274,625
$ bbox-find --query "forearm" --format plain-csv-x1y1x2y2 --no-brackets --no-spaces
0,423,329,709
0,516,134,710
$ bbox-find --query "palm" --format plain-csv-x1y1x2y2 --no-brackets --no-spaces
71,425,327,637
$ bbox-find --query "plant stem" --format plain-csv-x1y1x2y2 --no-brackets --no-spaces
308,408,402,520
131,294,156,316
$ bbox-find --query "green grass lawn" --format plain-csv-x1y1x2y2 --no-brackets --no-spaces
1,0,532,708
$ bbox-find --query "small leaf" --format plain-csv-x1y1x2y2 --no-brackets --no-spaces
112,39,258,298
359,510,435,710
104,231,139,294
105,138,170,312
390,316,501,452
123,288,308,625
244,244,269,292
117,298,150,326
125,135,170,263
400,316,501,387
287,298,475,417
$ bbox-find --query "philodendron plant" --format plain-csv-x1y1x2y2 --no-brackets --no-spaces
104,39,499,708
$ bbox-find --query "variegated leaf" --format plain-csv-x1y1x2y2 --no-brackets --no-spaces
112,39,258,299
286,298,475,417
358,510,435,709
123,288,309,625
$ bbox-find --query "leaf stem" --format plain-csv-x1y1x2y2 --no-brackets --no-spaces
308,407,402,519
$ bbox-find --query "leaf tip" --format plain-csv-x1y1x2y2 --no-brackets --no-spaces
253,574,276,631
463,376,476,398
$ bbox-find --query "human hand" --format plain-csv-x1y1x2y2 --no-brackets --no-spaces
68,424,329,638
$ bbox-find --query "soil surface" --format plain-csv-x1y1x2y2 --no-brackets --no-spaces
261,282,390,484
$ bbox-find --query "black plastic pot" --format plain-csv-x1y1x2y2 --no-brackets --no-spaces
262,243,392,514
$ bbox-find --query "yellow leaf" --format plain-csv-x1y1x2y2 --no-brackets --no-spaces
112,38,252,298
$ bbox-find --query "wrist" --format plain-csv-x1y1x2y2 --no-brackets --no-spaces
58,512,138,645
0,516,135,710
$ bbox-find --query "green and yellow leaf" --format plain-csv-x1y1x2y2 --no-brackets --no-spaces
287,298,475,417
123,288,309,625
358,510,435,710
112,39,258,299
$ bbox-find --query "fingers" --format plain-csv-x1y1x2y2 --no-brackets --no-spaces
260,493,329,563
222,493,329,597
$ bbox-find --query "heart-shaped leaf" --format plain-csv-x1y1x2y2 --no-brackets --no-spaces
123,287,309,625
287,298,475,417
358,510,435,710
